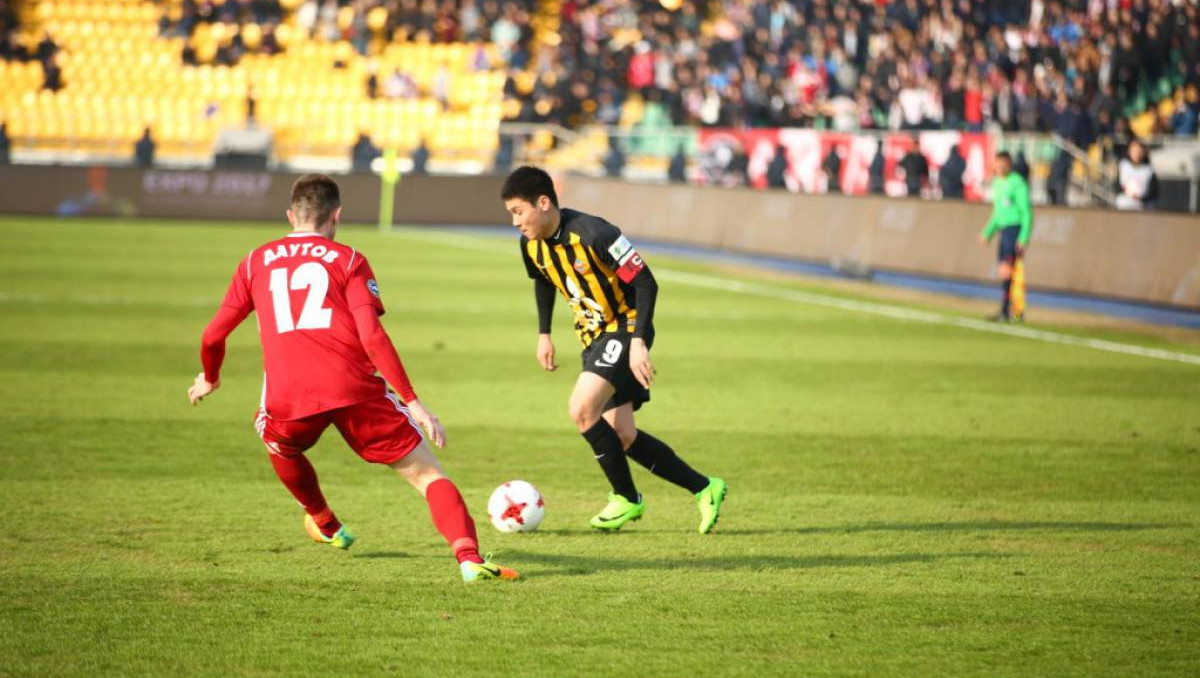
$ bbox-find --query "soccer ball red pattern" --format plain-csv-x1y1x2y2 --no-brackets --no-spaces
487,480,545,533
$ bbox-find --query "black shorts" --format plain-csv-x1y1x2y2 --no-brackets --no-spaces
581,331,652,412
997,226,1021,263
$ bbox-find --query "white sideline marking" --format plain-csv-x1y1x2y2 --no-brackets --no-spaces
393,229,1200,368
657,270,1200,367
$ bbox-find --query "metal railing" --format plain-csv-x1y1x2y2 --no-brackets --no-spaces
1055,134,1117,208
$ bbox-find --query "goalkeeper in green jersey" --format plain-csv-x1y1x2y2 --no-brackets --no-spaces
978,151,1032,321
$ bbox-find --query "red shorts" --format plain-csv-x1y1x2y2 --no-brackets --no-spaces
255,393,425,464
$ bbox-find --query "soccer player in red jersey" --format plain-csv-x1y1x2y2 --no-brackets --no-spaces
187,174,517,583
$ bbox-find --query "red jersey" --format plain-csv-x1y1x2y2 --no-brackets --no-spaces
210,232,415,421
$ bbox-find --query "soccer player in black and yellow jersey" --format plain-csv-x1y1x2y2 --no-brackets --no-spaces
501,166,726,533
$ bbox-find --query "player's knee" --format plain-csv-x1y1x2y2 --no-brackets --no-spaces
568,400,600,432
397,463,445,494
388,443,447,493
263,440,302,458
616,428,636,451
413,470,447,496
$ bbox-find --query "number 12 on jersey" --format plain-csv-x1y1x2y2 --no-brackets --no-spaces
269,262,332,333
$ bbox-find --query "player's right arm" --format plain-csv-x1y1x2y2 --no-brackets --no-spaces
351,305,446,449
522,236,557,371
534,278,557,371
190,264,254,405
345,258,446,448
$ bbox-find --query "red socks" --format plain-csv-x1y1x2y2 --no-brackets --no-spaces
269,452,341,537
269,454,478,556
425,478,482,564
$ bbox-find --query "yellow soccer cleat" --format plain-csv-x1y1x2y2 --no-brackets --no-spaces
461,559,520,583
304,514,356,550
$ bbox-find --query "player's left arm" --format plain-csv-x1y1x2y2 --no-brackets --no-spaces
626,267,658,389
595,228,658,389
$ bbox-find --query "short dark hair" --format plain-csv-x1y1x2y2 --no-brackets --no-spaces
290,174,341,225
995,151,1013,163
501,165,558,207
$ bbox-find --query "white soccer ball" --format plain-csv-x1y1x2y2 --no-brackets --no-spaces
487,480,545,533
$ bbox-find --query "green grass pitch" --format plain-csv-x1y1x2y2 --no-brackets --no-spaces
0,216,1197,677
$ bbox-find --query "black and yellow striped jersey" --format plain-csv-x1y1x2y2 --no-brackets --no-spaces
520,208,651,348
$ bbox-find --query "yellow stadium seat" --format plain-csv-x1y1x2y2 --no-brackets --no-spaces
242,24,263,50
13,0,511,162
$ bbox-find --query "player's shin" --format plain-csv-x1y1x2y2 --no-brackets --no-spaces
626,430,709,493
582,418,640,503
268,452,342,537
425,478,483,564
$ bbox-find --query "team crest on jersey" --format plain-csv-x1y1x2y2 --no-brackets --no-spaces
573,259,590,275
367,279,380,297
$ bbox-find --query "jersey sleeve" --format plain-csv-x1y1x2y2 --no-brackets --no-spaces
1016,178,1033,245
201,260,255,384
583,219,648,284
346,255,386,316
520,236,541,279
221,257,254,312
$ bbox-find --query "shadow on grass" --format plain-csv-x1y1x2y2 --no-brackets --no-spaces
500,549,1006,578
721,521,1183,536
353,551,418,559
521,521,1180,539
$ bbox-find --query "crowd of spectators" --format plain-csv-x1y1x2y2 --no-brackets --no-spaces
513,0,1200,143
138,0,1194,207
163,0,534,67
142,1,1200,150
6,0,1196,205
1,0,64,92
491,0,1190,206
167,0,286,65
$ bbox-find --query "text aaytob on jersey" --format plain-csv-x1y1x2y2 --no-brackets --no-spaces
263,240,341,267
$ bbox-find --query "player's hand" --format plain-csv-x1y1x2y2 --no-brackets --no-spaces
536,333,557,372
629,338,655,390
978,234,989,246
1016,244,1026,257
406,398,446,449
187,372,218,405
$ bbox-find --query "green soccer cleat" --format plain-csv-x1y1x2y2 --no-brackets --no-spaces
695,477,727,534
304,514,356,550
461,559,520,583
588,493,645,531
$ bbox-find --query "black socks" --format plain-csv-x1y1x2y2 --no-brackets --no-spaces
583,420,710,499
582,418,639,503
626,430,710,494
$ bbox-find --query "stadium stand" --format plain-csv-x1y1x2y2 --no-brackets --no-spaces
0,0,1197,207
1,0,508,165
